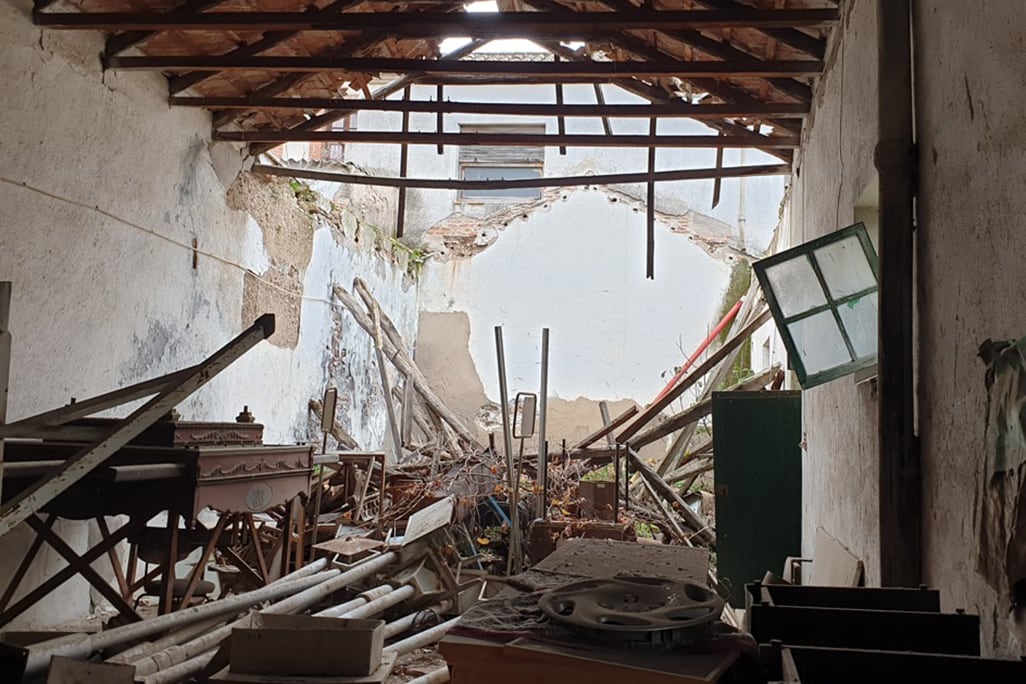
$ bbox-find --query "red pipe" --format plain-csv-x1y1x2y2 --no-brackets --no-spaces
652,299,744,403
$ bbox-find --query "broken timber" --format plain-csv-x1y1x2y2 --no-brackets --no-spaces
0,314,275,540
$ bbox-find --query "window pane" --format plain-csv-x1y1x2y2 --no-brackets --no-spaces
788,310,852,375
462,166,542,199
837,291,878,359
813,235,877,300
764,256,828,317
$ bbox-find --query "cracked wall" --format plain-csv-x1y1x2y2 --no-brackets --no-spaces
0,0,418,629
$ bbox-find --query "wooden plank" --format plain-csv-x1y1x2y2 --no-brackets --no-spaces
36,9,841,32
27,516,142,624
171,97,811,118
572,405,638,450
626,448,714,545
395,86,411,239
616,308,772,444
0,315,274,540
106,55,824,78
254,162,791,190
228,131,798,148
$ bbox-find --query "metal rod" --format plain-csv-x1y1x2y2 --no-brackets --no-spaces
536,328,549,520
340,584,415,619
313,584,393,618
494,327,516,576
383,616,461,656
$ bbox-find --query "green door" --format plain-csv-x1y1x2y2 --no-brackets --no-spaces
712,390,802,607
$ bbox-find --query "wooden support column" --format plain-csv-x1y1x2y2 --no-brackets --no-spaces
0,282,10,505
876,0,920,587
396,86,411,238
646,117,657,279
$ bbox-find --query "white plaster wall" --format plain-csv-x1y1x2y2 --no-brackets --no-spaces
915,0,1026,656
341,82,786,254
419,187,734,408
781,0,882,585
0,0,417,629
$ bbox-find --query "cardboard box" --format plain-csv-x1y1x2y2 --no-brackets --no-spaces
230,614,384,676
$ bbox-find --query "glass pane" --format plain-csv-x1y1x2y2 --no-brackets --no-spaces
837,291,878,359
813,235,877,300
764,256,828,317
788,310,852,376
462,166,542,199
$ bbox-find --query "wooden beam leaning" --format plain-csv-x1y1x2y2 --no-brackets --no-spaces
172,97,810,119
224,131,799,147
0,314,275,540
105,55,823,78
616,308,772,444
251,162,792,189
572,405,638,450
35,8,842,33
626,447,714,545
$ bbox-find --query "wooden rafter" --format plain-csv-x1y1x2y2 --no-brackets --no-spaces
34,9,841,33
104,55,822,78
173,96,809,118
251,162,792,189
220,129,799,147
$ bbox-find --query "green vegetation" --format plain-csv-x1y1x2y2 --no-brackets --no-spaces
718,261,753,387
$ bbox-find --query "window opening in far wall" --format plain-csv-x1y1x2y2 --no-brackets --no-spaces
458,123,545,201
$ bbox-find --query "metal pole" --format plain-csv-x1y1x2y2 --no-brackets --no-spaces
494,326,517,576
383,616,460,656
408,667,450,684
382,601,451,640
313,584,393,618
335,584,414,620
131,552,398,679
536,328,549,519
14,558,330,679
877,0,920,587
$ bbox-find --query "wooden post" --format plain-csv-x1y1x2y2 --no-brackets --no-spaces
396,86,411,238
876,0,920,587
0,282,10,505
435,84,444,154
646,117,657,279
555,57,567,155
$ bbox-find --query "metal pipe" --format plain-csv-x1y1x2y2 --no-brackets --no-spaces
313,584,393,618
536,328,549,520
383,601,451,640
138,648,218,684
408,666,450,684
494,326,518,576
106,615,226,664
383,616,460,656
340,584,415,620
131,553,399,679
17,558,331,678
876,0,920,588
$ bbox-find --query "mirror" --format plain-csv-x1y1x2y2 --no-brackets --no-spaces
513,392,537,439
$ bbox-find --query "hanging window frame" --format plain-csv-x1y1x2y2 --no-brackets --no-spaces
457,123,545,202
753,222,880,389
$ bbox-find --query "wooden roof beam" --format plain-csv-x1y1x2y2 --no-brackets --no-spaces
34,8,841,33
104,55,823,78
692,0,828,59
217,130,800,147
105,0,227,56
251,162,792,189
171,96,810,118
